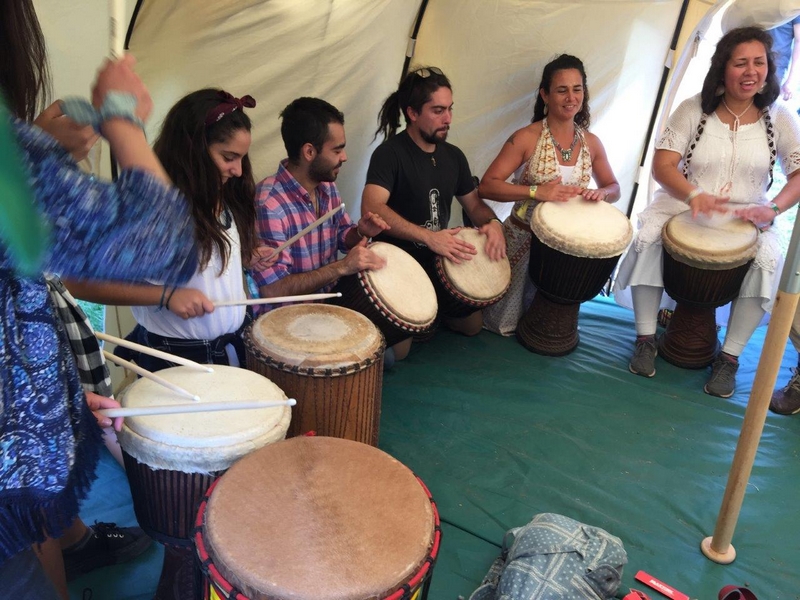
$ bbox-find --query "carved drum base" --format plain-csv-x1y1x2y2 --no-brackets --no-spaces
658,302,719,369
516,293,580,356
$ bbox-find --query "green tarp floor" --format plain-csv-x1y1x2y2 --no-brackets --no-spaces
68,296,800,600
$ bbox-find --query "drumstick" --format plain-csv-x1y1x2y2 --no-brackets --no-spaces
95,331,213,373
102,351,201,402
97,398,296,418
109,0,125,59
213,292,342,307
270,204,345,256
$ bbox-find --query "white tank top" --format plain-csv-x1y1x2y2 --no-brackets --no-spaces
133,217,246,340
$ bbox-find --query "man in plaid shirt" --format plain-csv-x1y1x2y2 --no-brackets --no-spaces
250,97,388,313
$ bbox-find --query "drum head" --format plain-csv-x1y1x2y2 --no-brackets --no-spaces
117,365,291,472
362,242,438,326
205,436,435,600
440,228,511,301
531,195,632,258
249,304,382,369
662,211,758,270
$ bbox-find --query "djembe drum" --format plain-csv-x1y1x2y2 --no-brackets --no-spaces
333,241,438,346
659,211,758,368
432,228,511,317
517,196,633,355
244,304,384,445
116,366,291,599
194,436,441,600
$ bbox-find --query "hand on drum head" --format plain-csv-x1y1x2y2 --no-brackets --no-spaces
735,205,775,229
357,212,390,238
168,287,215,319
427,227,477,264
86,391,123,431
91,54,153,123
688,191,729,218
249,245,278,272
535,176,582,202
478,220,507,260
580,188,609,202
341,237,387,274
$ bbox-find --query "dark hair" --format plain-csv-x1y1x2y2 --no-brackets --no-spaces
700,26,779,113
374,66,452,140
280,97,344,162
0,0,50,121
153,88,257,272
532,55,590,129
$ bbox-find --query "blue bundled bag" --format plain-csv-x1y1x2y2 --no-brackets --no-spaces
469,513,627,600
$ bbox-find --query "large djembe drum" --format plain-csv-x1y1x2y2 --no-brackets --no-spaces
244,304,384,445
517,196,633,355
432,228,511,318
334,241,438,346
659,211,758,368
194,436,441,600
116,366,291,598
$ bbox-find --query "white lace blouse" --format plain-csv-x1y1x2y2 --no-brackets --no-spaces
656,93,800,204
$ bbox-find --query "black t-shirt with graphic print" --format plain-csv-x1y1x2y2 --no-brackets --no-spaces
365,130,476,264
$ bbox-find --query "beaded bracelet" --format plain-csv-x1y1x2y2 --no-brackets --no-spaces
684,188,703,204
158,285,169,310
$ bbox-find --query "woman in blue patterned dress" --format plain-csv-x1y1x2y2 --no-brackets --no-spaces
0,1,198,595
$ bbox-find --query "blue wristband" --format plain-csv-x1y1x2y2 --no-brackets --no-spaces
59,92,144,133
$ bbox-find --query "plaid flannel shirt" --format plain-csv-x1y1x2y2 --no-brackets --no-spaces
46,276,113,397
250,160,356,299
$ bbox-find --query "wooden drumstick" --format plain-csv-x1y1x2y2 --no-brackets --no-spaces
96,331,213,373
98,398,296,418
109,0,125,59
270,204,345,256
213,292,342,308
102,351,201,402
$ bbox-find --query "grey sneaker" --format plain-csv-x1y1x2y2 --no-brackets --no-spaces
770,368,800,415
629,335,657,377
704,354,739,398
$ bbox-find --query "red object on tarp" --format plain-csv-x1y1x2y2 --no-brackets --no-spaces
634,571,690,600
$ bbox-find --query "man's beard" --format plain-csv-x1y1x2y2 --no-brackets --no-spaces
310,158,342,182
421,127,448,145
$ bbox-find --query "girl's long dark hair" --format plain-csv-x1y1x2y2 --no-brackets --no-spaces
153,89,257,272
700,26,779,114
0,0,50,121
532,54,590,130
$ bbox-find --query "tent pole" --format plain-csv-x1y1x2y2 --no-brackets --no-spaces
625,0,690,220
701,215,800,563
401,0,430,80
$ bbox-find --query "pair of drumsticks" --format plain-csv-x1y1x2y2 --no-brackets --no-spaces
96,330,297,418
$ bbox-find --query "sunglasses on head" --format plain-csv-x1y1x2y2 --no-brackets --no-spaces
412,67,444,79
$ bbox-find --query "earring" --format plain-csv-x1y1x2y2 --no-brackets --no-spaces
543,103,549,115
758,82,767,94
715,84,724,97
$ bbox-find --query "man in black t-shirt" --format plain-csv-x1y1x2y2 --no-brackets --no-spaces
362,67,506,337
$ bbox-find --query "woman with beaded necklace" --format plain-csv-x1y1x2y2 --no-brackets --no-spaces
615,26,800,398
479,54,620,336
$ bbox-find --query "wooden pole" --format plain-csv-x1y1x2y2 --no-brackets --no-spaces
702,212,800,563
701,290,800,563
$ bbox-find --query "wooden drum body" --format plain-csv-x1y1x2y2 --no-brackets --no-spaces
245,304,384,445
433,228,511,318
116,366,291,597
518,196,632,355
194,436,441,600
659,212,758,368
333,242,438,346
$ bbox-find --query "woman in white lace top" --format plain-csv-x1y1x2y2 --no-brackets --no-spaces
615,26,800,398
